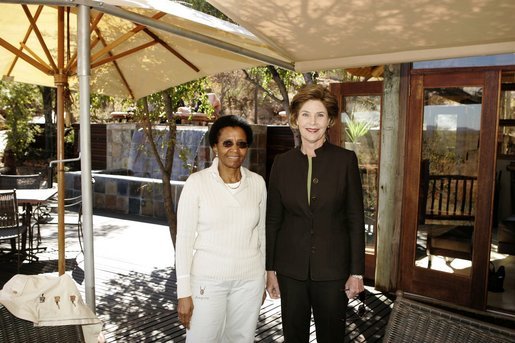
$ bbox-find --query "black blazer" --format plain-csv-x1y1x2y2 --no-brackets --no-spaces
266,142,365,281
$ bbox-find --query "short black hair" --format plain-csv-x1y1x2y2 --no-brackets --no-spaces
208,115,253,147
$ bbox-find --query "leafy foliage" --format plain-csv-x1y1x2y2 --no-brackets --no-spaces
179,0,232,21
247,67,305,94
134,78,212,121
0,81,42,161
422,130,461,175
240,66,358,124
132,78,213,177
342,112,372,143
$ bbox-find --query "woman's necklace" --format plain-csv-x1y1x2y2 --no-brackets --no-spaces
225,180,242,190
220,167,242,190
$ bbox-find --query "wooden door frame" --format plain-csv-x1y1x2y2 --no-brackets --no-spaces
399,69,500,309
329,82,383,145
330,81,383,281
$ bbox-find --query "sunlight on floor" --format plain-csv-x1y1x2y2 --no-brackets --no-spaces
490,249,510,262
414,250,514,312
415,255,471,274
449,258,472,270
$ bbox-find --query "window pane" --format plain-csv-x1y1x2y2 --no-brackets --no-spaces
413,54,515,69
416,87,482,275
342,95,381,253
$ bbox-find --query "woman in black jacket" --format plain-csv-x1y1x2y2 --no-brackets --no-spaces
266,84,365,342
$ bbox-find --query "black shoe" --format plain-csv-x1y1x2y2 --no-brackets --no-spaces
488,263,505,293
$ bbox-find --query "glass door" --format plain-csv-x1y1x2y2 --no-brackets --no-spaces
400,70,500,308
330,81,382,280
415,86,481,276
341,95,381,256
489,71,515,312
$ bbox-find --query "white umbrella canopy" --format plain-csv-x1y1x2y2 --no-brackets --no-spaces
0,0,291,99
208,0,515,72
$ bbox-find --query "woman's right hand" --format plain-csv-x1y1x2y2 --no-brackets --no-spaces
178,296,194,329
266,271,281,299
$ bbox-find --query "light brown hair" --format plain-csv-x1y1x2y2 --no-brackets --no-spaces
289,84,338,128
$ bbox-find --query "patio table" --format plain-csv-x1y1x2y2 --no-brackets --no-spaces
15,188,57,261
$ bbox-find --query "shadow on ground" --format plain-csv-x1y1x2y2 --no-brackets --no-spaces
0,258,78,287
95,267,184,342
94,267,392,343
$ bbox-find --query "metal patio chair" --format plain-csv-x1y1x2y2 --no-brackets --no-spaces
0,190,27,271
0,174,44,253
0,304,85,343
0,173,42,190
383,291,515,342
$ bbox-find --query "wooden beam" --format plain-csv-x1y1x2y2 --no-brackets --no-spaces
91,40,157,68
91,27,134,99
19,42,53,71
65,12,104,74
0,37,53,75
90,11,166,64
5,5,43,77
22,4,58,72
143,28,200,72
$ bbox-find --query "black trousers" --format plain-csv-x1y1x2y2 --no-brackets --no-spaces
277,273,348,343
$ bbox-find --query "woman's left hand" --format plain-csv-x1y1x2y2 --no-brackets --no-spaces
344,276,364,299
177,296,194,329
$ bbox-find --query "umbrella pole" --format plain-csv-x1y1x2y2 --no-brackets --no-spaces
55,80,65,275
78,4,96,311
56,6,66,276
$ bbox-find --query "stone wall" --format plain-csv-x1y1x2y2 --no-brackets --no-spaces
65,171,184,219
106,123,267,178
106,123,136,171
66,123,268,219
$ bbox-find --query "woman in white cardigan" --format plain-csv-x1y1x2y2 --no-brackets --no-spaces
176,115,267,342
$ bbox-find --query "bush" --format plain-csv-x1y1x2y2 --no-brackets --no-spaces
0,81,42,162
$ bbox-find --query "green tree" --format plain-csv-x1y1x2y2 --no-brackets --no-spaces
134,78,212,247
243,67,307,116
0,81,42,168
180,0,231,21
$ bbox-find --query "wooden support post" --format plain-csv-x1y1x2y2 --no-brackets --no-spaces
375,64,408,291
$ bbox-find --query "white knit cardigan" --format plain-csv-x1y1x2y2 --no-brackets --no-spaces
175,158,267,298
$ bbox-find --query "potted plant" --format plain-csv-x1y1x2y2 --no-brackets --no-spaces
342,112,372,150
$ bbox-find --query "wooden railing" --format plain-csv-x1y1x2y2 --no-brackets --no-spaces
419,173,477,266
421,174,477,223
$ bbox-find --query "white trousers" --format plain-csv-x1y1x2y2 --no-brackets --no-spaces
186,276,264,343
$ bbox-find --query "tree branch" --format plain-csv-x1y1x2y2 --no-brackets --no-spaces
140,97,166,174
242,69,283,104
267,66,290,113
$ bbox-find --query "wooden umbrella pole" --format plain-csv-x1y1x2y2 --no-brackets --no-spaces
56,6,66,276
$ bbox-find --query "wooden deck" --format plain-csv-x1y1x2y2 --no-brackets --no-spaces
0,211,394,342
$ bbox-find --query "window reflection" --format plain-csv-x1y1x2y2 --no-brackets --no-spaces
416,87,482,274
498,86,515,156
342,95,381,253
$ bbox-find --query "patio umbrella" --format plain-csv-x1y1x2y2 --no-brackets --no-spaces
209,0,515,71
0,0,291,310
0,1,291,98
